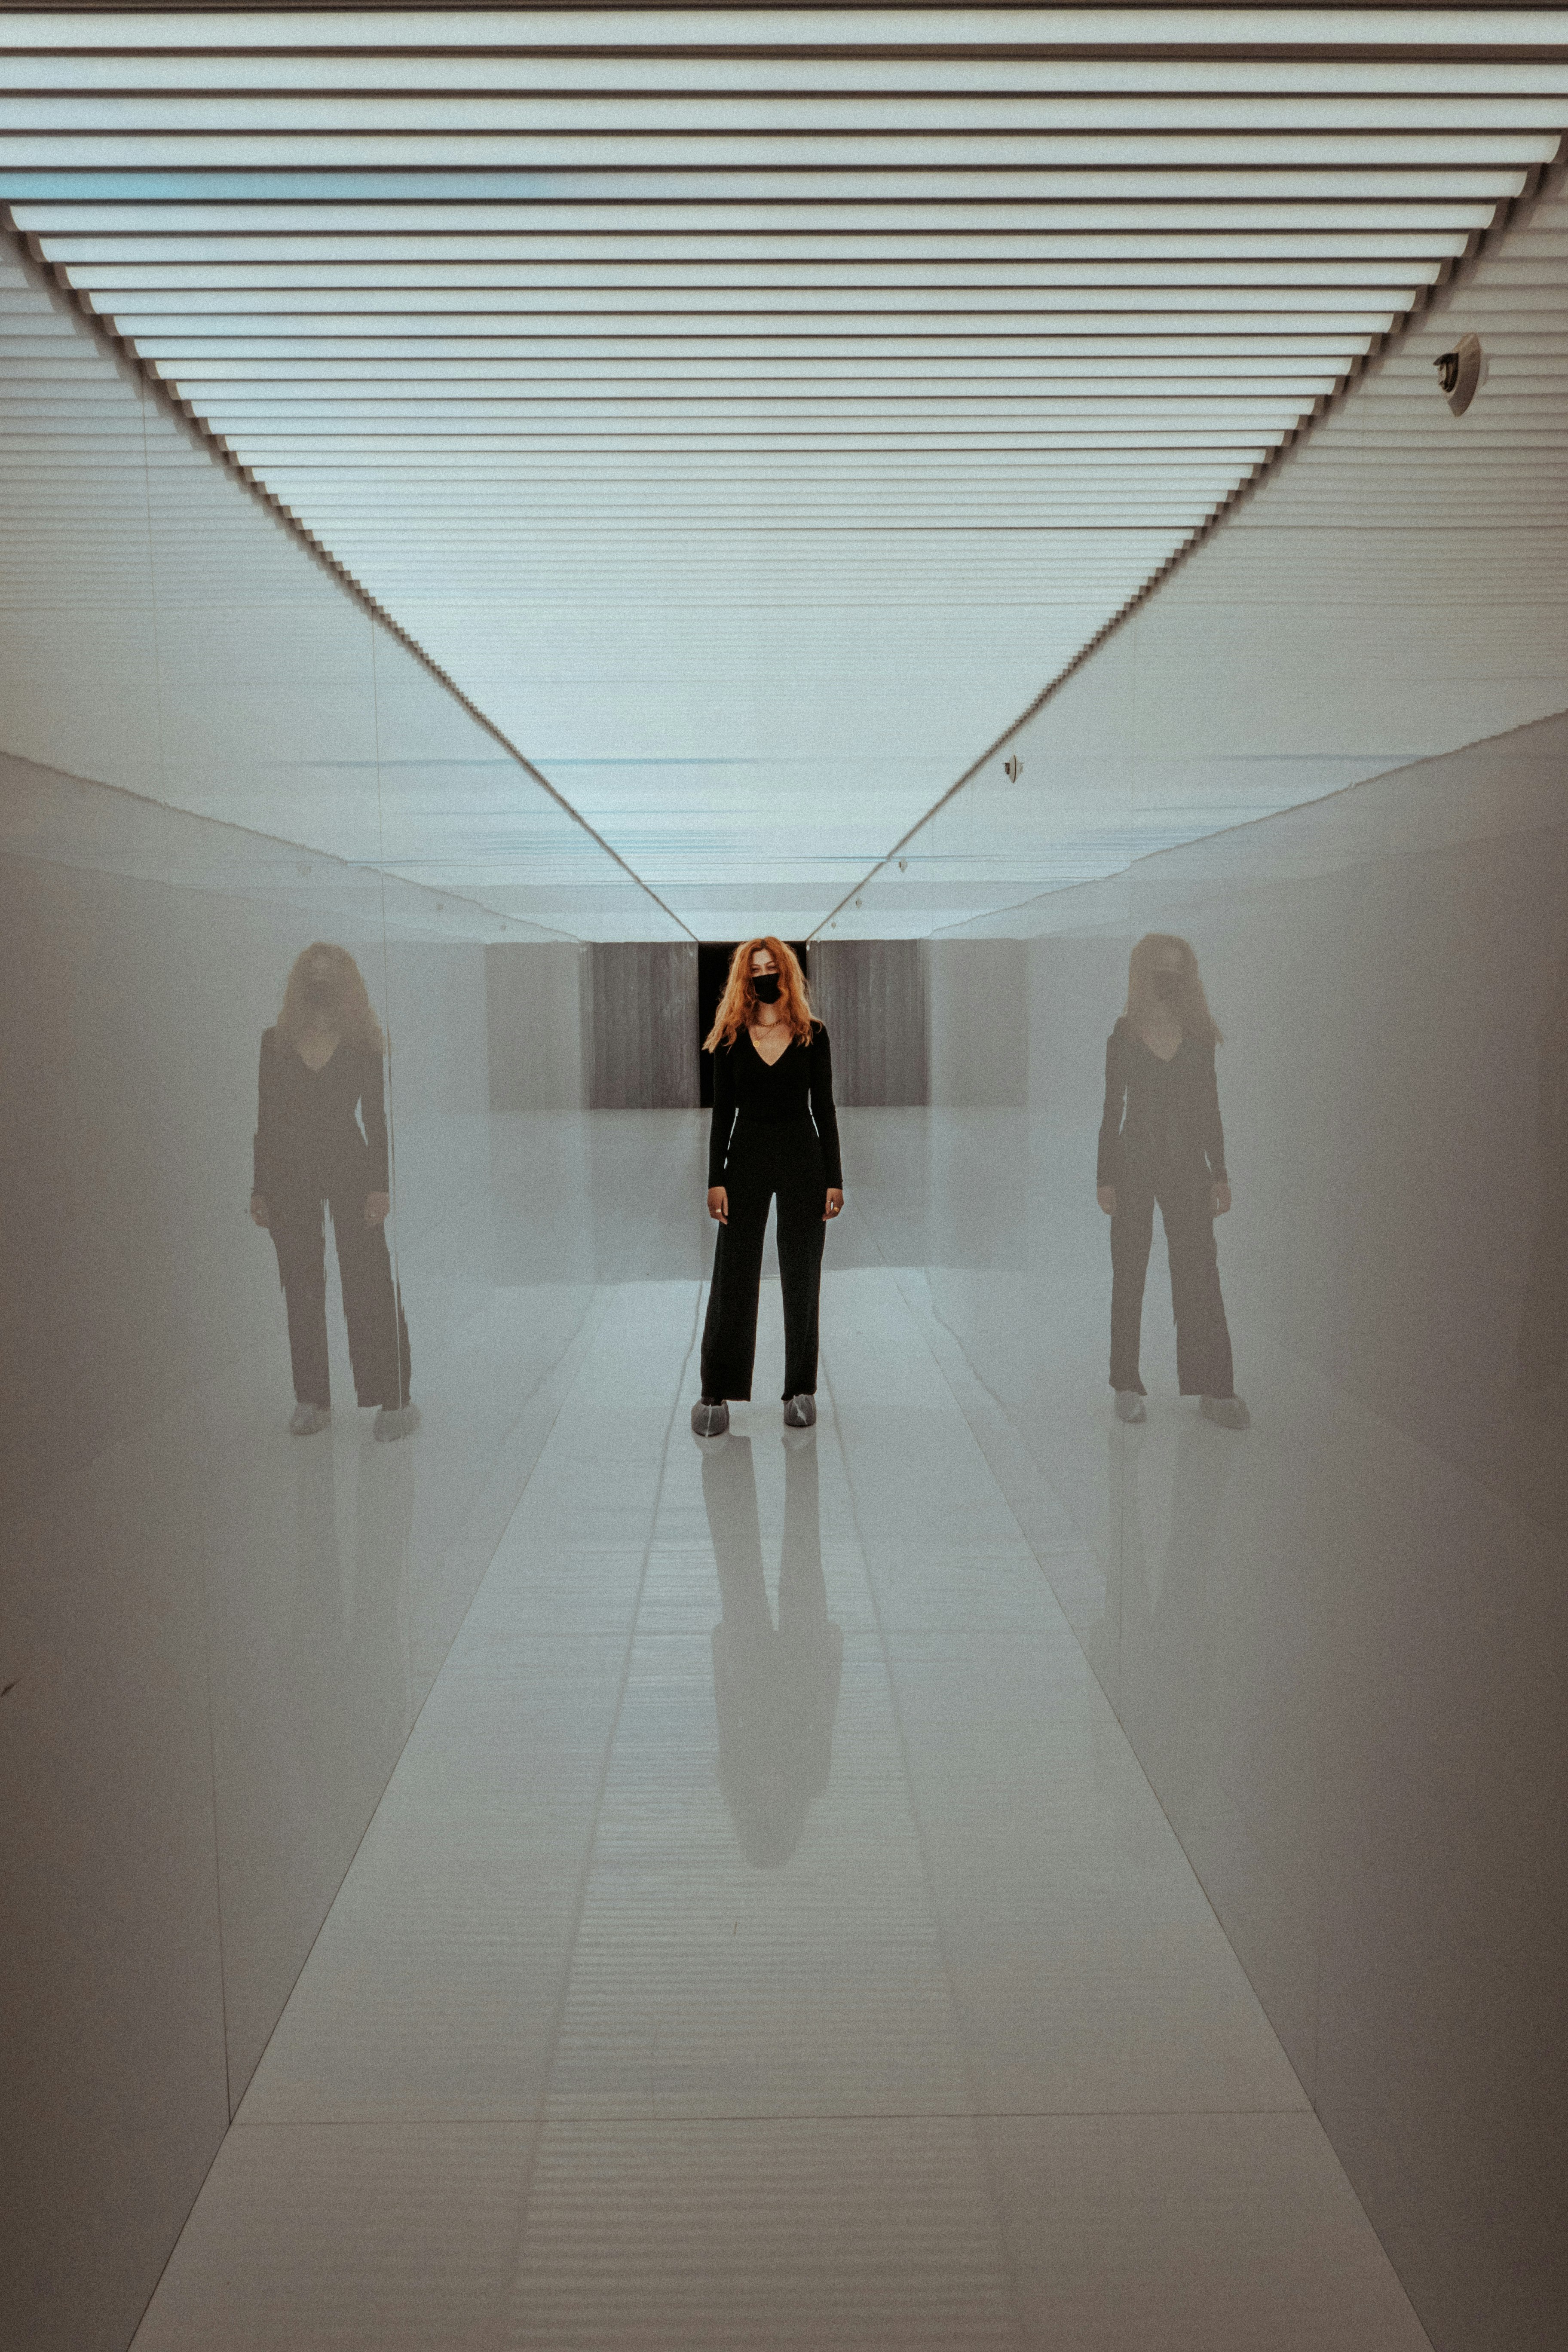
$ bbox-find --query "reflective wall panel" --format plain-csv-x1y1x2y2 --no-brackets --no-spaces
0,752,606,2352
913,710,1568,2352
0,232,671,2352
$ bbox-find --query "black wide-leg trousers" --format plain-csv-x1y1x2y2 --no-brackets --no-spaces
1109,1162,1234,1399
701,1123,826,1402
270,1188,412,1411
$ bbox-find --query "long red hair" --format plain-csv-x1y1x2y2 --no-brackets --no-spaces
277,942,385,1056
1124,932,1222,1046
704,937,814,1053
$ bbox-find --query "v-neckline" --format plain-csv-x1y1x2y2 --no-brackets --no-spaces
747,1026,793,1070
1135,1030,1182,1066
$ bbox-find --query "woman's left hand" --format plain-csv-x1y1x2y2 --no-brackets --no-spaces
824,1188,844,1222
364,1191,392,1226
1211,1181,1232,1216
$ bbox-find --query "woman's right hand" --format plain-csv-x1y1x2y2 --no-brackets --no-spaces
707,1186,729,1225
250,1192,270,1228
1096,1186,1116,1216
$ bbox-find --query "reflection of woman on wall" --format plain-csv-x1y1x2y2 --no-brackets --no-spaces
692,938,844,1439
1096,934,1249,1430
249,943,417,1442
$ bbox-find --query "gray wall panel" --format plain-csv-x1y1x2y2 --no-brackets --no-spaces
585,941,699,1109
810,938,930,1107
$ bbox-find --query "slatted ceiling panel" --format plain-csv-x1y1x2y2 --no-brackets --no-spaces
2,12,1566,938
830,165,1568,935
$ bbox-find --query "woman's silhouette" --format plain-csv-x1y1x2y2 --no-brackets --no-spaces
692,938,844,1437
702,1430,843,1868
250,943,416,1440
1096,933,1248,1429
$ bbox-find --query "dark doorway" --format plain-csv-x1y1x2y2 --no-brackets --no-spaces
698,941,811,1107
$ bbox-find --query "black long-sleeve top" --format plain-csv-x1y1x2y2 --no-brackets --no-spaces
708,1022,843,1190
253,1026,389,1199
1097,1018,1227,1188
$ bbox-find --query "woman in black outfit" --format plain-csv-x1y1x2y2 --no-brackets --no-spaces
692,937,844,1438
250,942,416,1441
1097,933,1249,1429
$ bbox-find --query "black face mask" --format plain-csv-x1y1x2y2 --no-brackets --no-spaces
751,972,781,1004
1152,970,1182,1003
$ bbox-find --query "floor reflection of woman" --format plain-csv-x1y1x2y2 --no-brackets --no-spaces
249,943,417,1441
1096,933,1249,1429
692,938,844,1438
703,1430,843,1869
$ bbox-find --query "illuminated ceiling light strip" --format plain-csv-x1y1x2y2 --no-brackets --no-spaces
5,92,1566,129
0,133,1556,165
181,377,1317,401
211,432,1283,450
77,266,1430,300
0,12,1564,54
189,439,1266,457
36,235,1476,264
9,51,1568,95
91,290,1410,314
254,531,1234,547
186,407,1317,429
157,379,1339,402
262,484,1263,499
156,354,1348,376
59,264,1452,291
126,334,1372,355
264,536,1230,549
238,503,1234,518
2,174,1532,211
9,203,1508,231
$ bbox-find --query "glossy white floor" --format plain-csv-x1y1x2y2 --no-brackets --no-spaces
131,1252,1430,2351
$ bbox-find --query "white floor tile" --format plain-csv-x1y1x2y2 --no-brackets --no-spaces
131,2122,530,2349
503,2119,1020,2350
236,1822,585,2124
984,2112,1431,2350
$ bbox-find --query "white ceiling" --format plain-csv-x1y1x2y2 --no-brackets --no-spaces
2,8,1566,939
